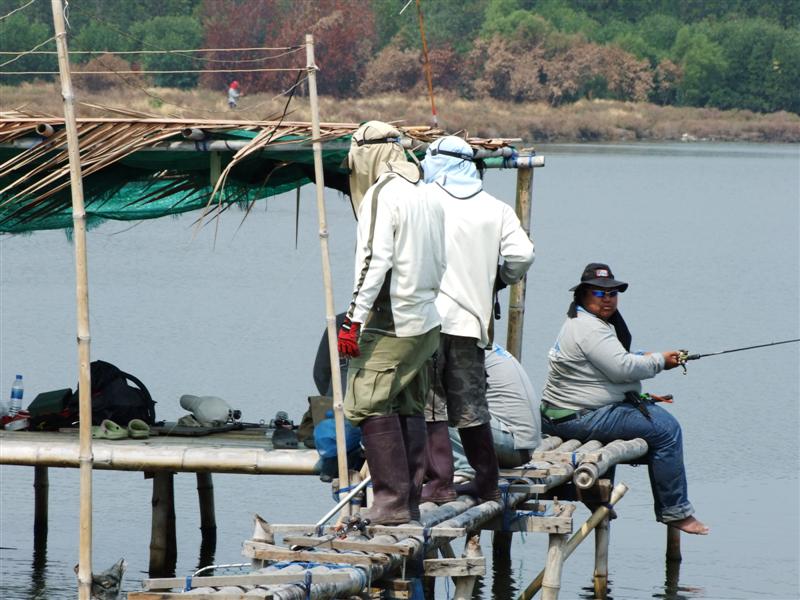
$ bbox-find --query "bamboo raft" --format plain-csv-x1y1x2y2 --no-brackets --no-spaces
122,436,648,600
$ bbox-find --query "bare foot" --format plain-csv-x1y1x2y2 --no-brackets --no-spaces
667,516,710,535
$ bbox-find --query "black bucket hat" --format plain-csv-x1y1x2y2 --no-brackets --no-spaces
569,263,629,292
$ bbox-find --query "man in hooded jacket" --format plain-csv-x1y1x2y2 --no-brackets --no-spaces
421,136,535,504
337,121,447,525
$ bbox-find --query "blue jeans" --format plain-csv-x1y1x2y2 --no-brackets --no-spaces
542,402,694,523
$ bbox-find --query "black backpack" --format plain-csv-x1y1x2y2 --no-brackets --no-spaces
69,360,157,426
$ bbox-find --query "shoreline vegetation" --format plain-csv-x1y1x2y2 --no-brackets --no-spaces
2,83,799,144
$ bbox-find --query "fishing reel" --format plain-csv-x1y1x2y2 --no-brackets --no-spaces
678,349,689,374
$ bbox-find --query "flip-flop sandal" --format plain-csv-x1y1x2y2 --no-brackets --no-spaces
128,419,150,439
100,419,128,440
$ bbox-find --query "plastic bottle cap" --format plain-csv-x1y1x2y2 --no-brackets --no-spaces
15,374,22,379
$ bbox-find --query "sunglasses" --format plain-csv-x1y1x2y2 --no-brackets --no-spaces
590,289,619,298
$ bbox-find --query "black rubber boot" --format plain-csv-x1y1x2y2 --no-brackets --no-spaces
400,415,427,522
358,415,411,526
453,423,501,502
420,421,458,504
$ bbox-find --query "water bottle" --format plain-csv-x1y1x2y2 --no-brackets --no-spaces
9,374,24,417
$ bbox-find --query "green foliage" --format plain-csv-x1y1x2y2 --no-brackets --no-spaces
130,16,204,88
482,0,552,45
672,27,728,107
534,0,600,37
0,14,55,84
709,19,800,112
72,24,134,61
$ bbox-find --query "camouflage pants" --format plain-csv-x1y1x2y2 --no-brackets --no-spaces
425,334,490,428
344,327,439,425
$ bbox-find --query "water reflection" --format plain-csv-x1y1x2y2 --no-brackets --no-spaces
490,532,518,599
30,543,48,600
651,559,704,600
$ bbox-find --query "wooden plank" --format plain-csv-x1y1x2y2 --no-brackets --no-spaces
506,482,548,494
130,594,264,600
143,571,354,590
499,465,571,478
282,535,415,556
242,540,387,566
423,557,486,577
480,514,573,534
268,523,465,538
530,450,604,464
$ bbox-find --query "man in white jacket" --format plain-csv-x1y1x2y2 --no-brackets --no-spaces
338,121,447,525
421,136,535,504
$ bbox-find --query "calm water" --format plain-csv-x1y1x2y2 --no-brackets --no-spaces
1,142,798,599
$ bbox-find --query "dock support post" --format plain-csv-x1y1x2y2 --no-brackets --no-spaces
452,533,482,600
506,164,533,360
422,544,441,598
196,472,216,540
666,526,681,562
541,532,567,600
149,471,177,576
33,466,49,544
196,472,216,568
492,530,513,560
593,515,610,599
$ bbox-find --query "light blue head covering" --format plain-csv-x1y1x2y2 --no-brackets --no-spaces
423,136,482,198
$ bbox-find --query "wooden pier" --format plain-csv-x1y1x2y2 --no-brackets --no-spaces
112,436,650,599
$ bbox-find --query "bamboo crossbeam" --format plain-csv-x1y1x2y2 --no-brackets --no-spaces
0,432,319,474
573,438,648,489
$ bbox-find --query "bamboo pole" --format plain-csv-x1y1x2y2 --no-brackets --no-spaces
593,514,610,599
506,165,533,360
33,466,48,543
149,472,177,577
306,34,350,517
517,483,629,600
573,438,648,489
196,473,216,545
49,2,93,598
541,531,567,600
666,526,681,562
452,533,482,599
415,0,438,127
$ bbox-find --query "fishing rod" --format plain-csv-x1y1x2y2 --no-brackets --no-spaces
678,338,799,372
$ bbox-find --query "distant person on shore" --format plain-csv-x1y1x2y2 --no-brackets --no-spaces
337,121,446,525
540,262,709,535
446,344,541,483
420,135,535,505
227,80,240,109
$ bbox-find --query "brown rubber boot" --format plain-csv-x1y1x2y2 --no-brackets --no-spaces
400,415,427,522
420,421,458,504
453,423,501,502
358,415,411,526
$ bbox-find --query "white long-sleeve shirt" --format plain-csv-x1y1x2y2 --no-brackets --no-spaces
431,184,535,347
347,172,446,337
542,308,665,410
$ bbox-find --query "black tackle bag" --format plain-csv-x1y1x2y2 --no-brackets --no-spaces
69,360,157,426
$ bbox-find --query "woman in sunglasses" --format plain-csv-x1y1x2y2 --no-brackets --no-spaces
541,263,708,535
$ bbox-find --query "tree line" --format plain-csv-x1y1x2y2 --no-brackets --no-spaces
1,0,798,114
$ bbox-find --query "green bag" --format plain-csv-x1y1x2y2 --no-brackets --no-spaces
28,388,75,431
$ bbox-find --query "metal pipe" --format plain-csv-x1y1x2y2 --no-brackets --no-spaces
314,476,372,535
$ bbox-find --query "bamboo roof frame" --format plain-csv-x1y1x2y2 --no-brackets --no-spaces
0,110,519,233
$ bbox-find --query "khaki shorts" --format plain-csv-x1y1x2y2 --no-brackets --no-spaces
344,327,439,425
425,333,490,428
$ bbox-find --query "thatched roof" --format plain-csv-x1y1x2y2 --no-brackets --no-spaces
0,111,517,233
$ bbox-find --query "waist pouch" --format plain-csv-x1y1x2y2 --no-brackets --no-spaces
540,403,578,420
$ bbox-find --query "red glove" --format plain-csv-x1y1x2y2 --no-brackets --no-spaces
337,317,361,358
